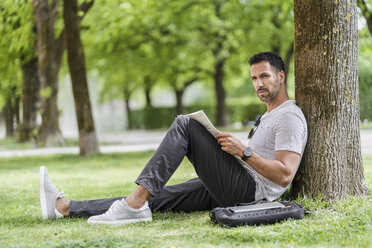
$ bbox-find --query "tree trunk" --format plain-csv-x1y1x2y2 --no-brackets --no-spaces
284,41,294,86
271,4,282,55
144,76,153,108
14,94,20,126
4,97,14,138
214,58,227,126
63,0,99,156
292,0,368,200
213,2,228,127
175,89,184,115
19,57,40,142
33,0,65,147
145,88,152,108
124,90,133,130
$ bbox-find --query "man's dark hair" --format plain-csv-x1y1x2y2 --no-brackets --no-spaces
249,52,285,74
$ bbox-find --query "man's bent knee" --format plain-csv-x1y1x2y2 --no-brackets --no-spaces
173,115,190,130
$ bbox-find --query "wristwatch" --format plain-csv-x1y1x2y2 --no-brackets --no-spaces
241,147,252,161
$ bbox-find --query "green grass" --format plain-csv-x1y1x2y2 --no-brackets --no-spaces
360,122,372,129
0,152,371,247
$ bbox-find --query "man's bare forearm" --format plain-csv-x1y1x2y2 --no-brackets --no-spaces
216,132,299,188
243,151,293,187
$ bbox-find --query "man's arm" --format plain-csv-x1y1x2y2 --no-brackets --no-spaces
216,133,300,187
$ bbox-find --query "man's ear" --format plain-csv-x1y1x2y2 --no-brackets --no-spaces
279,71,285,83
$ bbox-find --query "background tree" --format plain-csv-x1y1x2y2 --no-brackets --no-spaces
358,20,372,121
0,73,22,138
0,0,37,139
92,51,141,130
81,0,296,129
20,56,40,142
33,0,66,146
33,0,93,147
63,0,98,155
358,0,372,35
292,0,368,200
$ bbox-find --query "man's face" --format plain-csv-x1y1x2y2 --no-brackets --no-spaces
250,61,284,103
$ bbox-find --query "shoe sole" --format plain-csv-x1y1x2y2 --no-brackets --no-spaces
87,217,152,226
39,166,48,220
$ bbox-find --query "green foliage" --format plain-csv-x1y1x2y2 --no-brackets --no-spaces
0,0,35,59
359,53,372,120
0,0,35,109
39,86,53,99
131,102,266,129
81,0,294,113
358,13,372,121
0,153,371,247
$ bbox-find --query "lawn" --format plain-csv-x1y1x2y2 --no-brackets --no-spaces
0,152,371,248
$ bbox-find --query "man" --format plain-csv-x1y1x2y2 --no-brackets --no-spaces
39,52,307,225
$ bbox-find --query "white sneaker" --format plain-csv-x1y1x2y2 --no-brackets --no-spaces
87,199,152,226
39,166,64,220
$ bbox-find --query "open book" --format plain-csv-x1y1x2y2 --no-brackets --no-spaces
187,110,247,164
187,110,220,138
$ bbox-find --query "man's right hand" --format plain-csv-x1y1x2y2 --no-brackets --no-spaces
216,133,247,158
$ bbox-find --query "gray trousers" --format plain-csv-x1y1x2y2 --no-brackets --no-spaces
70,116,256,217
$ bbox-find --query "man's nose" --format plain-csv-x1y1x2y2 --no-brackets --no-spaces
257,79,264,87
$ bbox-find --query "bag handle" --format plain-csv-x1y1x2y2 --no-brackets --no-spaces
234,198,270,206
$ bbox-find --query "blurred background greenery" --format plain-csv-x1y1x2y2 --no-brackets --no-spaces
0,0,371,139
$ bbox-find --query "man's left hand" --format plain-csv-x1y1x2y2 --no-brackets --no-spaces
216,133,246,157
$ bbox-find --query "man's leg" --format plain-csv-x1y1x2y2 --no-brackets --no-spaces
135,116,256,207
59,178,219,218
41,116,255,223
148,178,220,212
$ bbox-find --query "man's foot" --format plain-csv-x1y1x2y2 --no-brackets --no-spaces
87,199,152,226
39,166,64,220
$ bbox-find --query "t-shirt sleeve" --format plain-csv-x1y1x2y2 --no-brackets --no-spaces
275,112,307,155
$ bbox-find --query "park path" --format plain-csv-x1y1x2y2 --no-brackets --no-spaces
0,130,371,157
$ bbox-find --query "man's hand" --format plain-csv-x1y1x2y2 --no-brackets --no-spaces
216,133,246,157
216,133,301,187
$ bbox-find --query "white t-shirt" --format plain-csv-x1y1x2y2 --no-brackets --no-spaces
240,100,308,201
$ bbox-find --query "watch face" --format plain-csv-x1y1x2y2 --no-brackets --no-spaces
244,148,252,157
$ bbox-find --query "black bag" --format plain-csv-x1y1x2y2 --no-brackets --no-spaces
210,200,305,227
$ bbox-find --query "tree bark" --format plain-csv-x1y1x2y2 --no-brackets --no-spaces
63,0,98,156
173,77,198,115
271,4,282,55
19,57,40,142
292,0,368,200
284,40,294,86
144,76,153,108
213,2,228,127
4,97,14,138
214,57,227,126
175,89,184,115
123,89,133,130
33,0,65,147
14,93,20,126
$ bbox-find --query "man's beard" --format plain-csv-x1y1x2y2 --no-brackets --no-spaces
256,82,281,103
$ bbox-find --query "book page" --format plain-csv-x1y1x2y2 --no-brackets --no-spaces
186,110,247,165
186,110,220,138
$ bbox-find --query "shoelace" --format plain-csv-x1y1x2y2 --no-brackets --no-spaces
102,201,122,216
